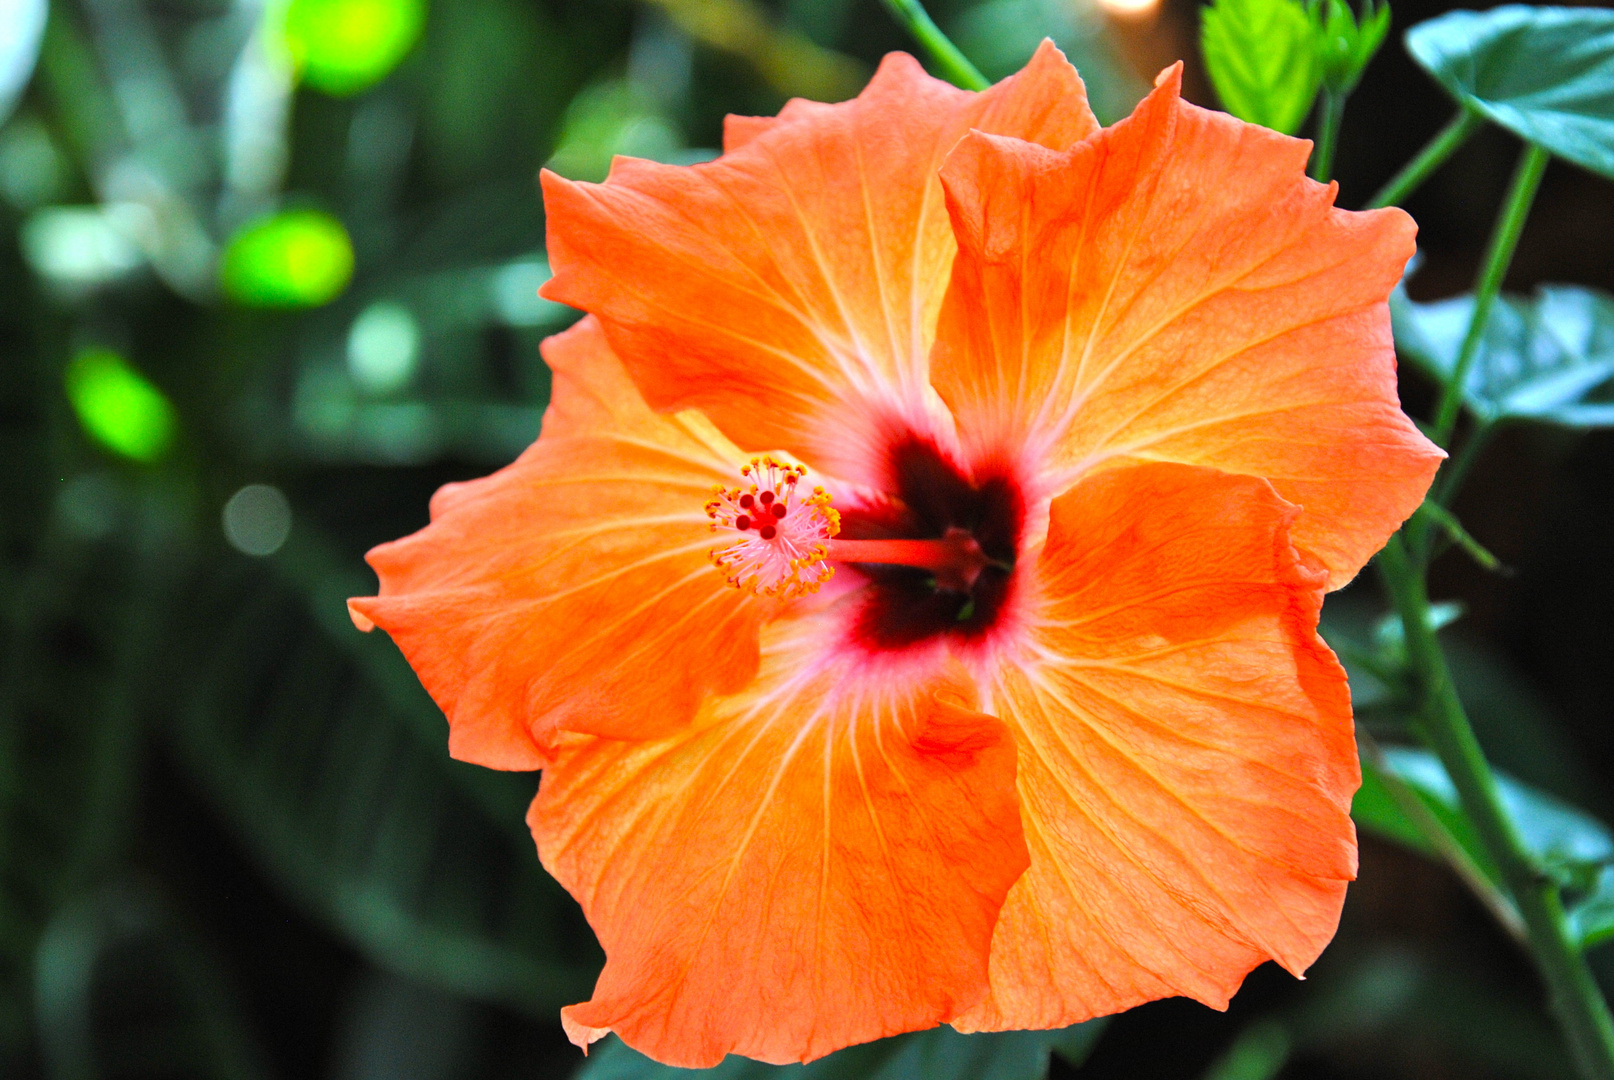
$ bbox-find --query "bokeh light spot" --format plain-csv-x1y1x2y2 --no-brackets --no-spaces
220,209,354,309
1099,0,1163,18
223,484,293,556
22,206,143,286
283,0,426,97
64,348,177,463
492,258,568,327
347,300,420,393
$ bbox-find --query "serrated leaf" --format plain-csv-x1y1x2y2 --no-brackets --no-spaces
1406,5,1614,180
1200,0,1323,135
1392,281,1614,427
578,1021,1106,1080
158,546,599,1014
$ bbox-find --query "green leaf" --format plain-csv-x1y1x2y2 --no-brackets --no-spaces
1315,0,1392,96
1392,280,1614,427
0,0,46,127
1201,1019,1290,1080
544,81,697,183
1355,745,1614,893
1200,0,1323,134
578,1021,1107,1080
1405,5,1614,180
33,884,272,1080
1570,867,1614,949
1352,753,1442,857
158,541,598,1014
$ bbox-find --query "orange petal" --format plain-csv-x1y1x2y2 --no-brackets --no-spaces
533,620,1029,1067
933,66,1442,587
348,318,764,768
954,461,1356,1032
541,41,1099,483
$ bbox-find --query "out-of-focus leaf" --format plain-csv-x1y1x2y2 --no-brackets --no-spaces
0,117,69,211
644,0,864,102
221,209,354,308
545,80,692,182
64,348,176,464
1200,0,1323,135
578,1021,1107,1080
1224,948,1575,1078
952,0,1146,124
33,884,271,1080
1201,1019,1290,1080
0,475,162,1056
1406,5,1614,180
1571,867,1614,949
1314,0,1391,96
1357,745,1614,895
1392,282,1614,426
282,0,427,97
0,0,47,126
1319,599,1462,714
157,539,599,1013
1352,753,1442,857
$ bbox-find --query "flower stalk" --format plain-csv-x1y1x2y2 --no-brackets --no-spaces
1309,88,1345,182
1377,535,1614,1080
878,0,990,91
1429,142,1550,447
1367,107,1484,209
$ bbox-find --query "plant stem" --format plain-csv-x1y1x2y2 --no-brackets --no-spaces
1310,89,1345,183
1377,535,1614,1080
1430,142,1549,448
1432,418,1498,508
878,0,989,91
1367,108,1484,209
1358,730,1526,943
1414,500,1504,573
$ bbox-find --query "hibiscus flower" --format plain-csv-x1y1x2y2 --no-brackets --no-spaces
349,42,1442,1069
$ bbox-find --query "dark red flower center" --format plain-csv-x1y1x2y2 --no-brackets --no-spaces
837,432,1023,651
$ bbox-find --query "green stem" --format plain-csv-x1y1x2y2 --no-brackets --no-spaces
1430,142,1549,448
1367,108,1484,210
1310,89,1345,183
1414,501,1504,573
1377,535,1614,1080
1432,419,1498,508
878,0,989,91
1358,730,1525,943
1405,421,1498,562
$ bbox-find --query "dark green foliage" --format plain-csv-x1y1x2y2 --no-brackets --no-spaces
1407,5,1614,180
579,1022,1108,1080
1393,275,1614,427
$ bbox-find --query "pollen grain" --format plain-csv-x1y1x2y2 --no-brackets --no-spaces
705,457,840,598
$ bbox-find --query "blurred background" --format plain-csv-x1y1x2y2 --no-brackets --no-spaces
2,0,1613,1076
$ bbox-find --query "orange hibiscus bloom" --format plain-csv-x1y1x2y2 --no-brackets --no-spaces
350,43,1442,1068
